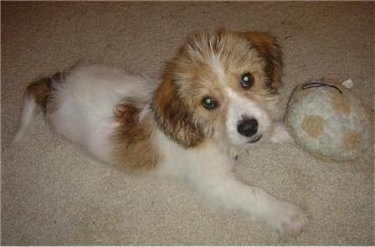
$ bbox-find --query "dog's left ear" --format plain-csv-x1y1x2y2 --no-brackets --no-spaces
152,73,204,148
239,31,283,93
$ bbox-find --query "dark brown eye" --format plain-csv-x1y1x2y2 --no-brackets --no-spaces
202,96,218,110
240,73,254,89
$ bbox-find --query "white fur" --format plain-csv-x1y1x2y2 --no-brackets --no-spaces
270,121,294,144
208,53,226,83
225,88,271,145
47,65,155,164
15,64,307,235
13,95,38,144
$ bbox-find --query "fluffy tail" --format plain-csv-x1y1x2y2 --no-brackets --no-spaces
13,76,55,144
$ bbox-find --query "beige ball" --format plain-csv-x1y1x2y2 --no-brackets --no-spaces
285,81,371,162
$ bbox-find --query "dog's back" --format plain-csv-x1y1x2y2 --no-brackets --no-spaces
14,65,154,164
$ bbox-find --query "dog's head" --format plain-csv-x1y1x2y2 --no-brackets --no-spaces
152,30,282,149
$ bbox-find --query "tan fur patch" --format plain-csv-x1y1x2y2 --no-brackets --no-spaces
302,115,326,138
25,72,66,114
152,73,205,148
330,92,351,117
238,31,283,93
343,129,361,151
25,77,52,111
113,98,159,170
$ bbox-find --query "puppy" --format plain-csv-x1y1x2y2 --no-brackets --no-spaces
14,30,307,235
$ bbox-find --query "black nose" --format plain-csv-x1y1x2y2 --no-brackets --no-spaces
237,118,258,137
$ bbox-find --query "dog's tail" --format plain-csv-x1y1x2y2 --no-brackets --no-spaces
13,73,60,144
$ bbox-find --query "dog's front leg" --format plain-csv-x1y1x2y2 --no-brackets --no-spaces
269,120,293,144
187,149,307,235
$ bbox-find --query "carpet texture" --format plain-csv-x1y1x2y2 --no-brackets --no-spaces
1,2,374,245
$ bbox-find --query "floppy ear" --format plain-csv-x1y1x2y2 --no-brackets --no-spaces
240,31,283,93
152,74,204,148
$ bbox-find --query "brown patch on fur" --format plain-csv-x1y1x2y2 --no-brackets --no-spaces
343,129,361,151
25,72,64,113
330,91,351,117
113,98,159,170
152,73,205,148
239,31,283,93
25,77,52,112
302,115,326,138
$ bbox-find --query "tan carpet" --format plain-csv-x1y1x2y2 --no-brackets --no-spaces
2,2,374,245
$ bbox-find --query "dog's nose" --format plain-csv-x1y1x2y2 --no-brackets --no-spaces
237,118,258,137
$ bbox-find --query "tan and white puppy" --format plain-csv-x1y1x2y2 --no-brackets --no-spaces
14,30,307,235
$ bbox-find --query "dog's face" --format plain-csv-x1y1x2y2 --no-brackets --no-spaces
153,30,282,149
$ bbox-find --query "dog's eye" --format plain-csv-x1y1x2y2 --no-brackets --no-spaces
240,73,254,89
202,97,219,110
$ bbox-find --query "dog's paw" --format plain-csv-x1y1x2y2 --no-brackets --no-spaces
266,200,308,235
269,122,293,144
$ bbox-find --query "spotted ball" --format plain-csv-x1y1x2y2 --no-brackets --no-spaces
284,81,371,162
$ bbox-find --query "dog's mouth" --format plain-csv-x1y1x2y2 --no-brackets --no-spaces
248,135,263,143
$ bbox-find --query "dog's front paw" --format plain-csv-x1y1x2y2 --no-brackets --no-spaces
266,200,308,235
269,121,293,144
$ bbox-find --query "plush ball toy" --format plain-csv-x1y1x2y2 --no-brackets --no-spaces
284,80,371,162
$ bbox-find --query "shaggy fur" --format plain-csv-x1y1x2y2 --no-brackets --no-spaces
14,30,307,235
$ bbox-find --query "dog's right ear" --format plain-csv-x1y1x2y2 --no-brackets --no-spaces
239,31,283,94
152,72,204,148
